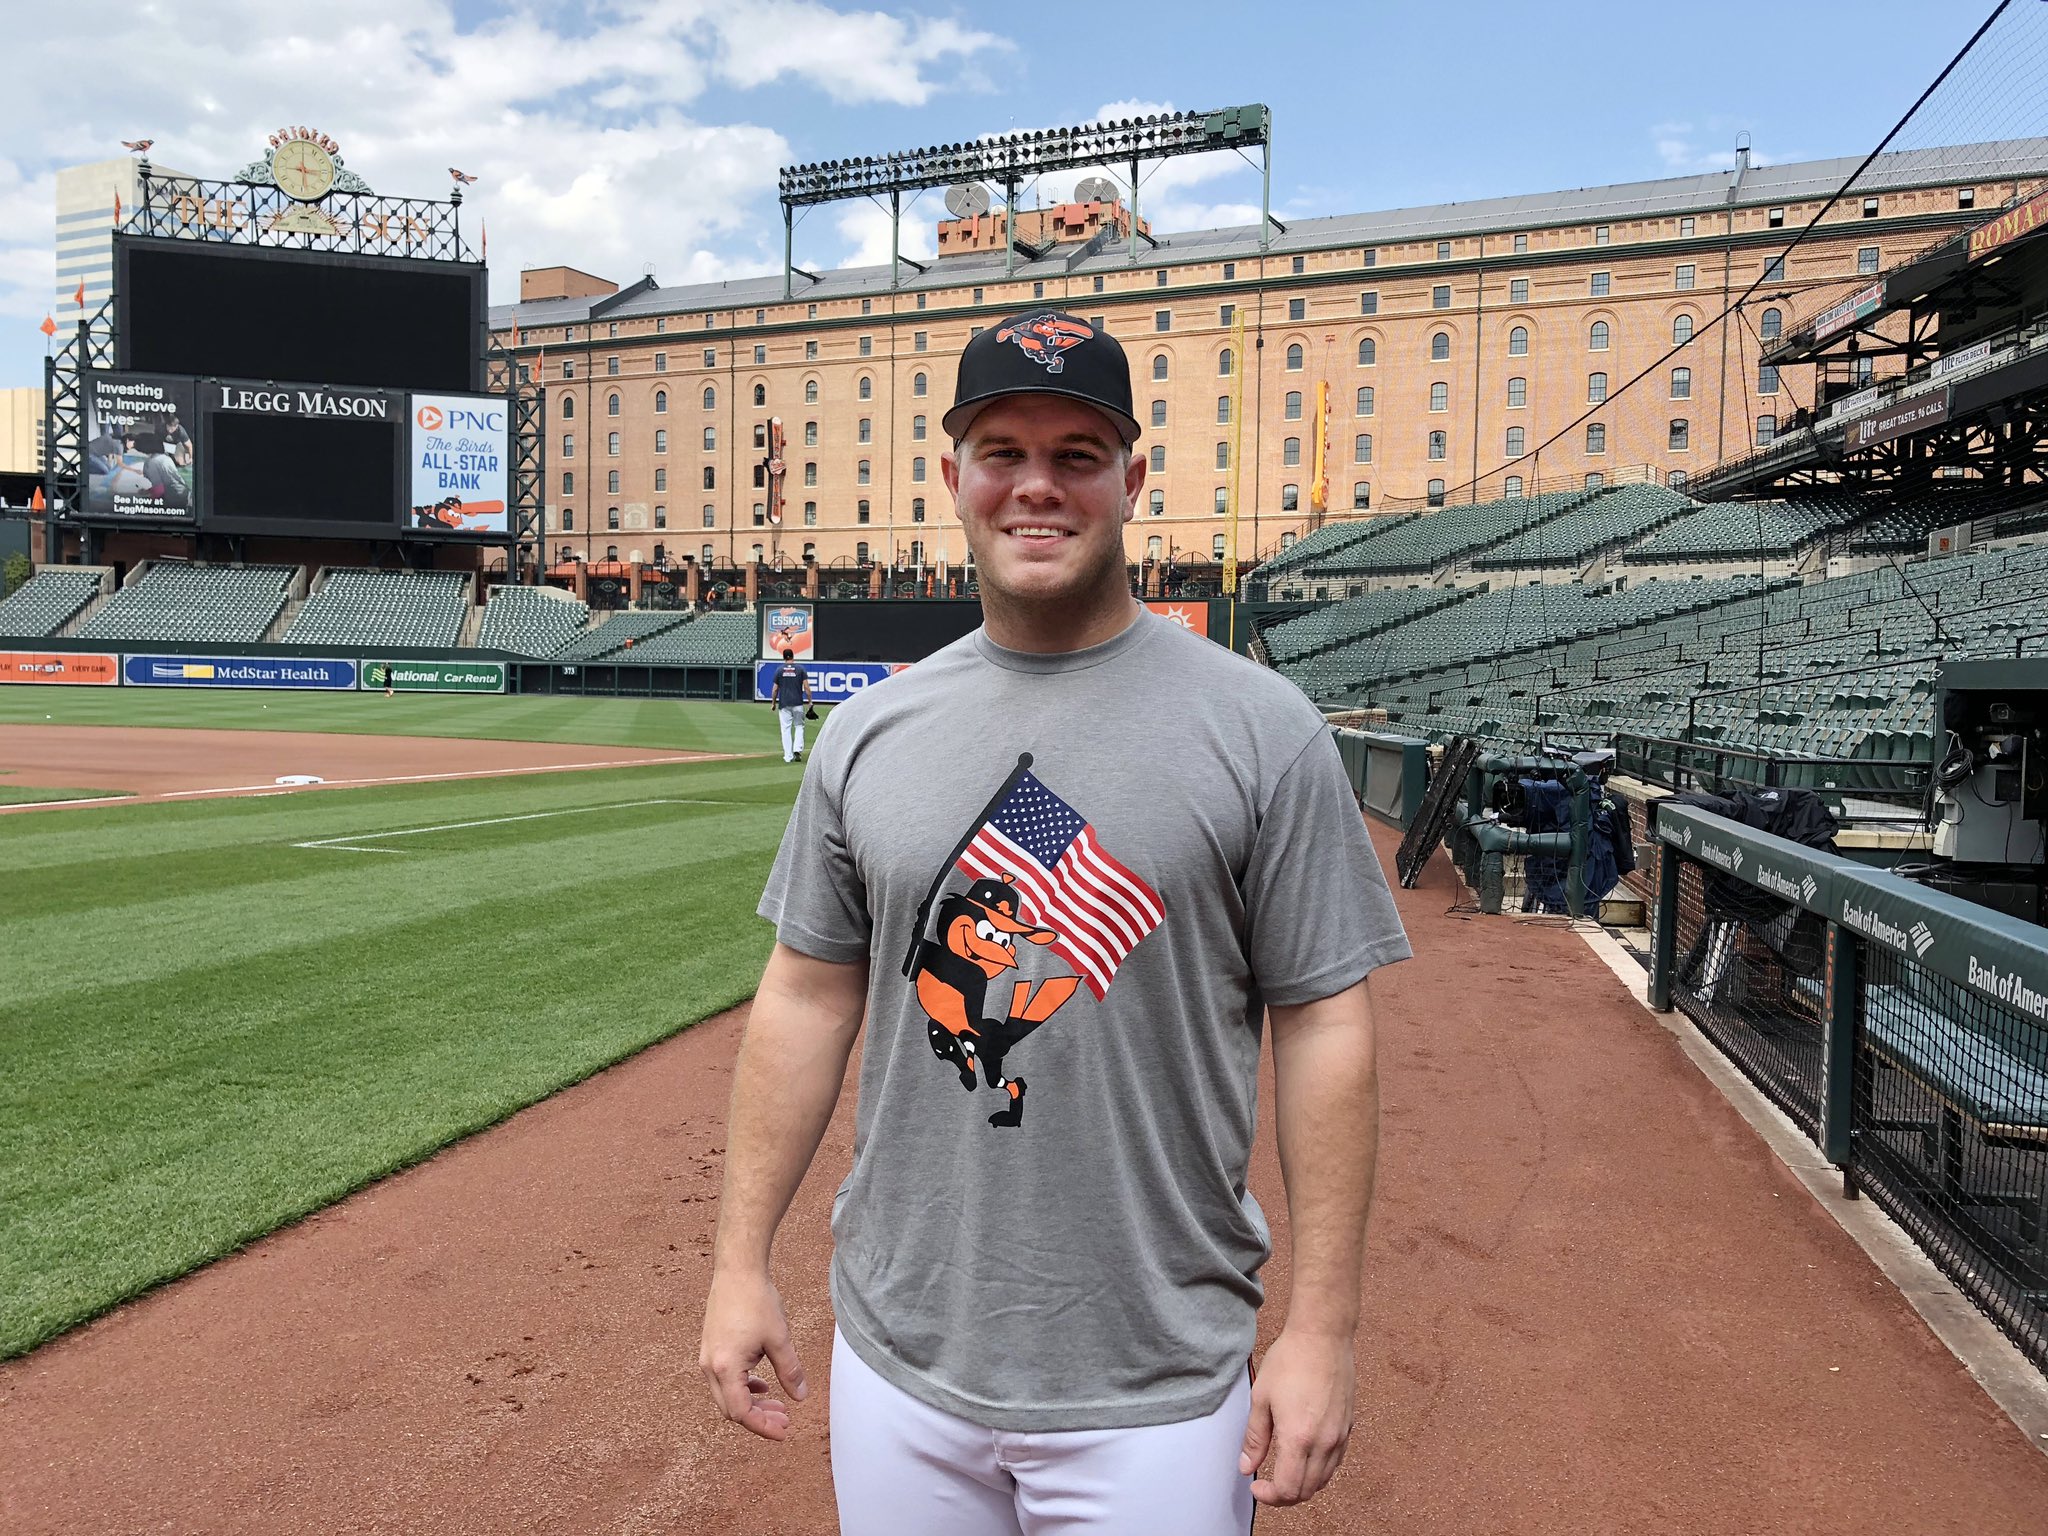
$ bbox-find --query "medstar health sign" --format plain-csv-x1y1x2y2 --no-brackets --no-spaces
408,394,509,535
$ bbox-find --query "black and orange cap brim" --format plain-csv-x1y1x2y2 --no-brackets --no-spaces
942,388,1141,447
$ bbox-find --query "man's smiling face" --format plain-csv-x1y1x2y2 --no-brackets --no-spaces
942,395,1144,609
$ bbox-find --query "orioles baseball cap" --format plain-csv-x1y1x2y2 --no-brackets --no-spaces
943,310,1141,446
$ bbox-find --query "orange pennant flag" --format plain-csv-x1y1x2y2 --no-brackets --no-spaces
113,191,122,225
73,279,85,308
481,219,487,259
39,314,56,338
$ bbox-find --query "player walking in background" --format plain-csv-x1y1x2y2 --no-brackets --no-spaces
770,648,811,763
701,312,1410,1533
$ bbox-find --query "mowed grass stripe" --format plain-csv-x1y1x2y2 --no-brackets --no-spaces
0,686,795,754
0,759,790,876
0,755,799,1359
0,766,793,920
0,785,130,806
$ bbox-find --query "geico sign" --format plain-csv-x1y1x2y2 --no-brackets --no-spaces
813,670,874,690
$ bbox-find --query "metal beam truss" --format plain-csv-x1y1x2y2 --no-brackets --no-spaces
129,164,474,262
776,105,1273,297
41,297,117,560
1702,395,2048,501
485,342,547,584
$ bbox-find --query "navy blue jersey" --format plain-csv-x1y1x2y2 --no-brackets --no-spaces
772,664,808,706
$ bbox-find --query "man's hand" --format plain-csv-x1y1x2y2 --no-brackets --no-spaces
1237,1326,1356,1507
699,1267,809,1441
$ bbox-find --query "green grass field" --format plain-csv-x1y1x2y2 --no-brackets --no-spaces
0,686,789,754
0,781,130,806
0,691,802,1358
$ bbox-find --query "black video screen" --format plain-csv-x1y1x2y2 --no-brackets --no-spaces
207,413,399,531
818,601,983,663
120,239,478,392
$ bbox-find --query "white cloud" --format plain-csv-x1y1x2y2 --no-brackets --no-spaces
0,0,1009,380
833,200,936,268
708,3,1008,105
1650,120,1794,175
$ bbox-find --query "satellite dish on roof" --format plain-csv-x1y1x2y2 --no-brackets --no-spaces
1074,176,1119,207
945,183,991,217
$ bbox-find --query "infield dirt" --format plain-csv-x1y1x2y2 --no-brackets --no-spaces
3,824,2046,1533
0,725,731,809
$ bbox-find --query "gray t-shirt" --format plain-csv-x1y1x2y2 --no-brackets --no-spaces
757,609,1410,1431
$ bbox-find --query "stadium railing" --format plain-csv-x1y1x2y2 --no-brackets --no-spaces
1332,727,1431,828
1650,802,2048,1377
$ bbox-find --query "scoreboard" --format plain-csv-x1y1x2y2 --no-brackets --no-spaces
81,236,508,540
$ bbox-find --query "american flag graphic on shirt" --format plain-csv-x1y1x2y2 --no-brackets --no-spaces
953,770,1164,999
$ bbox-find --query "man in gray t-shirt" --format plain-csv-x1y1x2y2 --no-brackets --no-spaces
700,310,1409,1534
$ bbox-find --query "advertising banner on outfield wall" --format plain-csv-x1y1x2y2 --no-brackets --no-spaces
83,372,198,521
753,660,907,703
407,394,510,535
364,660,505,693
0,651,120,685
762,604,814,660
1145,599,1210,637
123,655,358,689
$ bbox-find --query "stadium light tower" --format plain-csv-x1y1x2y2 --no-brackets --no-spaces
775,105,1277,297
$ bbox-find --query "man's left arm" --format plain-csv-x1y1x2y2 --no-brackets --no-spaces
1237,974,1379,1509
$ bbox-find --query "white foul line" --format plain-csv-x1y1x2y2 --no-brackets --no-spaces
292,797,741,853
0,794,135,812
160,752,755,800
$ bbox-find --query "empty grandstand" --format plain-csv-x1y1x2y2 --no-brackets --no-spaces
74,564,294,645
285,570,471,650
475,585,591,657
554,609,697,660
1276,577,1776,704
0,567,106,638
618,611,758,665
1309,540,2048,773
1473,485,1697,570
1255,490,1631,598
1260,587,1467,665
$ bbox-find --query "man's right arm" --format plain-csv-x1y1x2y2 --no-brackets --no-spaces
698,940,868,1441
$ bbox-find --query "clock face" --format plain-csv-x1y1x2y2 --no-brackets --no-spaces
273,140,336,202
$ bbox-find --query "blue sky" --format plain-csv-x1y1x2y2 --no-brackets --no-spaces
0,0,2007,387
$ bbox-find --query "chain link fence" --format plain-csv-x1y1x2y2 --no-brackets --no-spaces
1854,949,2048,1364
1668,852,1829,1138
1652,804,2048,1375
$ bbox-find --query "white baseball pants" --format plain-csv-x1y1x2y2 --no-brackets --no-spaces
829,1328,1256,1536
778,705,806,761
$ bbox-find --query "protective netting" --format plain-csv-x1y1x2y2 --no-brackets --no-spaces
1853,946,2048,1370
1669,855,1828,1137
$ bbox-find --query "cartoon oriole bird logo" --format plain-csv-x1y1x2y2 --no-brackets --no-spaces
912,876,1080,1128
901,755,1164,1130
994,313,1093,375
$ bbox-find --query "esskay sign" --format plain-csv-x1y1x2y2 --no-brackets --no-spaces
364,660,505,694
209,382,398,419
